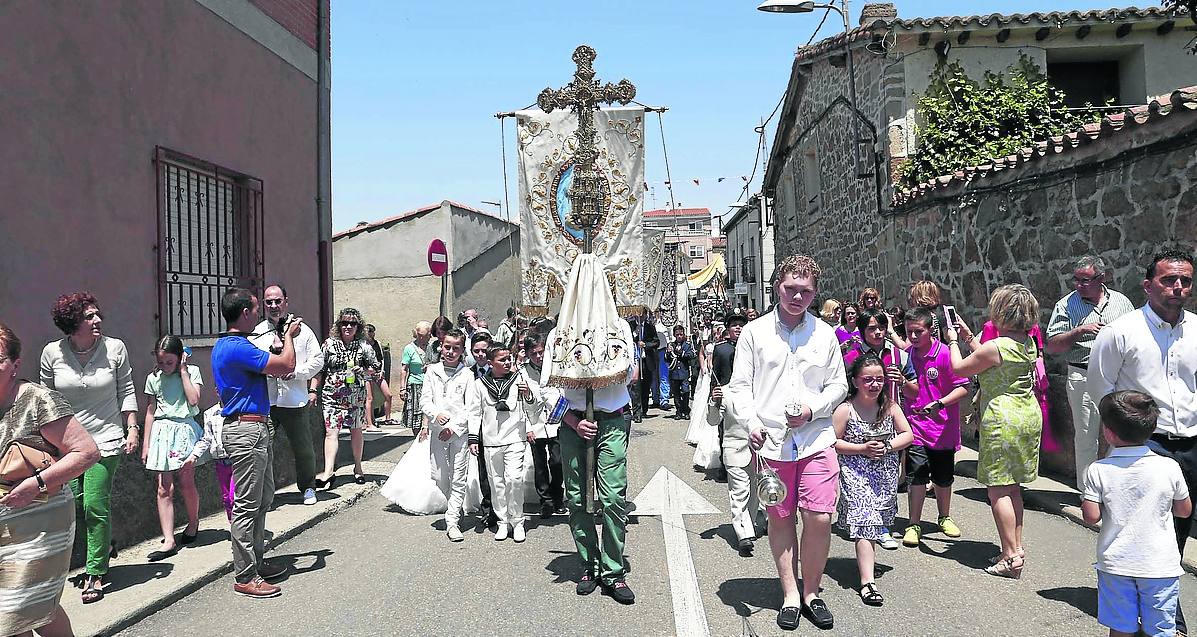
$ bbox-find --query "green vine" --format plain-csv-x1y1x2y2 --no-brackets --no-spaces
897,55,1101,191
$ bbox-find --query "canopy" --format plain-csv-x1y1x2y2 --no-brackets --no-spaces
686,253,726,291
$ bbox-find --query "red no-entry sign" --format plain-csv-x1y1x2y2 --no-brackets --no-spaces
427,239,448,277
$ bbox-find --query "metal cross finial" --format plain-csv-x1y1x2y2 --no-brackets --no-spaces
537,45,636,249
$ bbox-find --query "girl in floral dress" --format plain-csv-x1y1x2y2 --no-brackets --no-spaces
832,354,914,607
141,335,203,561
312,308,380,487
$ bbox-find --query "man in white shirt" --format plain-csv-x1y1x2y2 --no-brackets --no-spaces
251,285,324,506
542,320,639,605
1046,255,1135,482
1088,248,1196,634
726,255,848,631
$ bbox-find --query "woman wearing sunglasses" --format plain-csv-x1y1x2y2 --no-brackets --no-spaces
310,308,380,487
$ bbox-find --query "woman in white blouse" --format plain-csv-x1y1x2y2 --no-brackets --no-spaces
40,292,140,604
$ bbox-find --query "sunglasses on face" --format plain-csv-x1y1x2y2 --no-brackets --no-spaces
1073,276,1100,285
338,321,360,327
84,311,103,321
264,299,285,307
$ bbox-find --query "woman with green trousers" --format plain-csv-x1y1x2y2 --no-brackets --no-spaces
40,292,140,604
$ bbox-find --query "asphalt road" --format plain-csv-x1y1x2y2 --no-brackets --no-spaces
119,412,1197,636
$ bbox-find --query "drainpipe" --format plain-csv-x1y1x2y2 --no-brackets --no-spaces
316,0,333,337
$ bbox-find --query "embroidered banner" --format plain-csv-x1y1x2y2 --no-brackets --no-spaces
516,106,646,315
641,229,666,311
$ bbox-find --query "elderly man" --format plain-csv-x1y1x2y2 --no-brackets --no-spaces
727,255,848,630
1046,256,1134,482
252,284,324,506
1089,249,1197,635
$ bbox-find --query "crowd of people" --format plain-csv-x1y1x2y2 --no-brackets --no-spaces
0,246,1192,636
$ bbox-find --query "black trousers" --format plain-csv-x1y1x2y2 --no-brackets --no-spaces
530,436,564,508
638,362,656,415
1147,433,1197,631
476,441,494,522
669,378,691,417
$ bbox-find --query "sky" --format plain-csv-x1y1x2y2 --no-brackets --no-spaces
329,0,1107,234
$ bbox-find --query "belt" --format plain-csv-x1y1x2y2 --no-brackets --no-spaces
569,407,624,419
224,413,269,423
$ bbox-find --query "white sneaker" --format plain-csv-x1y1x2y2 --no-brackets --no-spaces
878,532,900,550
494,524,509,541
513,522,526,543
302,488,317,506
447,526,464,542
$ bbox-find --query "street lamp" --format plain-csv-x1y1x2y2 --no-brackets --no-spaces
757,0,866,178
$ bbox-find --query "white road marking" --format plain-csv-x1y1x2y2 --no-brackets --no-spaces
632,467,721,637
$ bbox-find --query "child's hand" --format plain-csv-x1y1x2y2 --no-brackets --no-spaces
469,443,479,456
526,431,536,444
862,440,886,459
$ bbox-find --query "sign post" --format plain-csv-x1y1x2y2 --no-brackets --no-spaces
428,239,449,318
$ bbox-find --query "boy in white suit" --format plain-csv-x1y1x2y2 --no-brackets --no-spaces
421,329,473,542
468,344,544,542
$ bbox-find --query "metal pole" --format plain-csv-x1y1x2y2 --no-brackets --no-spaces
583,225,598,514
838,0,863,177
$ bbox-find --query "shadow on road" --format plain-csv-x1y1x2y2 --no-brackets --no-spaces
96,562,175,594
699,523,741,552
823,555,893,591
1038,585,1098,618
716,576,780,617
916,536,998,570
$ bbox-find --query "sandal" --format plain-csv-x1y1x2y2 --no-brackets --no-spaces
988,546,1025,564
858,582,884,606
984,555,1024,579
81,577,104,604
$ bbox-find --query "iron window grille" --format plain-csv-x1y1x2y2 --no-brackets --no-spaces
741,256,757,283
154,147,264,340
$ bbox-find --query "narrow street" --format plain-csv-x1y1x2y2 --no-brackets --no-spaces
117,413,1192,637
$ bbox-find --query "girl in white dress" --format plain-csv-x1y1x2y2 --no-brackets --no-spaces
691,326,724,470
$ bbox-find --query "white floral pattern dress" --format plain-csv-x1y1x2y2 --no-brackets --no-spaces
836,406,900,541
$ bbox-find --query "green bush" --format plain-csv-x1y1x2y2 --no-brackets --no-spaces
897,55,1098,192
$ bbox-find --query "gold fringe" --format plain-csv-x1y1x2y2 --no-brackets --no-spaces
547,370,629,390
521,305,549,318
616,305,646,317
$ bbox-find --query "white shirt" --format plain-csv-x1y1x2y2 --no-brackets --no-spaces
420,361,474,437
539,326,634,414
1088,305,1197,437
726,310,848,461
1083,445,1189,577
251,320,325,408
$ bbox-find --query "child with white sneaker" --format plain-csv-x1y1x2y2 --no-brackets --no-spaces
468,344,542,542
1082,390,1191,637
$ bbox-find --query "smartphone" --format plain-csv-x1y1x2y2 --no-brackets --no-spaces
943,305,959,327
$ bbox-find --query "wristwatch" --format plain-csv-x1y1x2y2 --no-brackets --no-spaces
35,473,48,494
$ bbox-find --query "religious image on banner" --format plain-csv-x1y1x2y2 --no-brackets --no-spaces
517,106,646,315
640,229,666,312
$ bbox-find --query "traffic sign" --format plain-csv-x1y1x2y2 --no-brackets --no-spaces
427,239,448,276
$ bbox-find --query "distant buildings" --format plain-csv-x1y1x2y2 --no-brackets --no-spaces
644,207,717,274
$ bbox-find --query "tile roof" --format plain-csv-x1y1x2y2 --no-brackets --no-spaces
892,85,1197,208
794,5,1188,65
644,207,711,218
332,200,507,240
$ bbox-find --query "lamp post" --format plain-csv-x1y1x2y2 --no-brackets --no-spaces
758,0,865,178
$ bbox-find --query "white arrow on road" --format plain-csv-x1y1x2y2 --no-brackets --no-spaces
631,467,721,637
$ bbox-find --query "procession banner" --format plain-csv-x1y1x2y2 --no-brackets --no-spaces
641,229,666,311
516,106,646,315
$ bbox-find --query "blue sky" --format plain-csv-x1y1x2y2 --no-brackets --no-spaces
330,0,1107,233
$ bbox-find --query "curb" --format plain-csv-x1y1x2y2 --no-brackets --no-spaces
93,482,380,637
955,445,1197,576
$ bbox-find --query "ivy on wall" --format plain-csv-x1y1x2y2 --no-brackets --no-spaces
897,55,1100,191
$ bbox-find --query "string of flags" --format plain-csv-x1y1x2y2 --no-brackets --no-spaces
642,175,751,190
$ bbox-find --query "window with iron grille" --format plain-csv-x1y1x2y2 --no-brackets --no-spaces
741,255,757,283
154,148,264,341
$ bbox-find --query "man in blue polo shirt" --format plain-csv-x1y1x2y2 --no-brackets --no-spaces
212,287,301,599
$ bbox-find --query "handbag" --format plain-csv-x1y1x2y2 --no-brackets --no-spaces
0,435,58,492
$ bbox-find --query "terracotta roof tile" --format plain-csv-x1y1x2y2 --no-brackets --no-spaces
332,200,505,240
892,85,1197,207
644,207,711,218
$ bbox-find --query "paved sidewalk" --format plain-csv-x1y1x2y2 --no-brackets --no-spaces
955,445,1197,574
61,458,395,637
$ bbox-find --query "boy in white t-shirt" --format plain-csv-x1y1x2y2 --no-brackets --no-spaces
1082,390,1192,637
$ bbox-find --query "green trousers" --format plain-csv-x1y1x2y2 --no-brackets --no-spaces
559,411,629,584
70,454,120,575
270,405,317,491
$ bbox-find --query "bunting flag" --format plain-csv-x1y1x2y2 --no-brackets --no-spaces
516,106,647,315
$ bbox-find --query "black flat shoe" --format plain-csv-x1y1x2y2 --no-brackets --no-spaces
802,597,834,629
314,474,338,489
776,606,800,630
178,531,198,545
147,545,180,562
601,579,635,604
354,474,366,485
576,573,598,596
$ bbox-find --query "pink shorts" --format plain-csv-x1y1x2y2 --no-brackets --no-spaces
762,447,840,519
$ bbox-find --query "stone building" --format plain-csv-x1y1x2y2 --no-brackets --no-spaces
332,201,520,359
763,3,1196,478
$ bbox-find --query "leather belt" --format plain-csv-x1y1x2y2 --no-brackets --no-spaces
224,413,269,423
569,407,624,419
